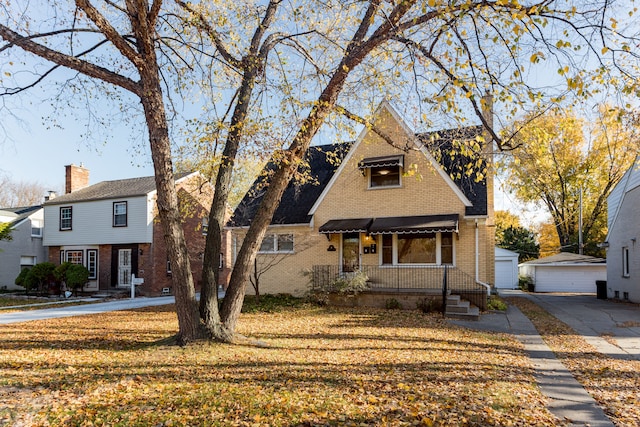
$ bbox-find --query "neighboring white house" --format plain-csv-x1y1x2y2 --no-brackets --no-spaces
42,164,226,295
604,157,640,302
0,205,47,290
495,247,519,289
519,252,606,293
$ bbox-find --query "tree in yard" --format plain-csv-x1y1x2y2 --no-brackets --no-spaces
3,1,639,343
495,211,539,261
0,222,12,242
499,106,640,257
536,220,561,258
0,1,204,342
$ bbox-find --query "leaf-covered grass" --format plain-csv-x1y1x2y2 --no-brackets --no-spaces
0,304,564,426
508,297,640,427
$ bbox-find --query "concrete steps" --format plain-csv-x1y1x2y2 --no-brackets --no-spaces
445,294,479,320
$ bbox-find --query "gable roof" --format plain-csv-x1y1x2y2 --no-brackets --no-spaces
229,102,489,228
43,172,195,205
0,205,42,227
606,156,640,240
229,143,352,227
520,252,605,266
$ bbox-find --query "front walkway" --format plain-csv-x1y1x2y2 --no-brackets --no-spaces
447,290,640,427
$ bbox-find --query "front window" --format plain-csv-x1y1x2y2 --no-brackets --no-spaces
65,250,83,265
398,234,436,264
113,202,127,227
259,233,294,253
60,207,72,230
379,232,454,265
370,166,401,188
623,247,630,277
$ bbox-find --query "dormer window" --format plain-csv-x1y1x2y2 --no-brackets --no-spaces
370,166,401,188
358,155,403,189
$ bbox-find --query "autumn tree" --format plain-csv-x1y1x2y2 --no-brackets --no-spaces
2,1,639,343
536,220,561,257
0,1,202,342
499,106,640,257
495,210,539,261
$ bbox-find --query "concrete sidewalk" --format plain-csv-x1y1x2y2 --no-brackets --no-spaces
0,296,176,325
448,292,628,427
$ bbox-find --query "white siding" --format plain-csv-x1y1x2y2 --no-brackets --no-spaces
44,196,153,246
495,247,519,289
608,159,640,229
533,265,606,293
606,184,640,303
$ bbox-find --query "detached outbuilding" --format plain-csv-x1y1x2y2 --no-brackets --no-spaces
519,252,606,293
495,247,519,289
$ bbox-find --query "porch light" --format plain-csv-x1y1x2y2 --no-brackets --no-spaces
327,245,336,252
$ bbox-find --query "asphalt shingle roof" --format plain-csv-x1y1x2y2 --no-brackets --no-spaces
229,125,490,227
42,173,192,205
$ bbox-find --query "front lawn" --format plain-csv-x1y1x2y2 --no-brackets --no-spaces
0,305,563,426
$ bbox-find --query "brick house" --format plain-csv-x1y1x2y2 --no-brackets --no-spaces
43,165,230,295
229,102,495,308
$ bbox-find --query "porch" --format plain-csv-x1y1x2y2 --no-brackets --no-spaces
311,264,488,311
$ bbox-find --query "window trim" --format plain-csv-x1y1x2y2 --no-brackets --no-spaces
60,206,72,231
30,219,43,237
258,233,295,254
378,232,455,266
65,249,84,265
113,201,128,227
622,246,630,278
368,165,402,189
87,249,98,280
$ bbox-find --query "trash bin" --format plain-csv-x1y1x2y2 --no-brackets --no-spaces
596,280,607,300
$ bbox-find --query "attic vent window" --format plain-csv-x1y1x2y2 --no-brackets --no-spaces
359,155,404,188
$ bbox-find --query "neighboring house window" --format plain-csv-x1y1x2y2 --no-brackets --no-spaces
20,256,37,269
65,250,83,265
381,232,454,265
113,202,127,227
622,247,630,277
219,253,224,270
87,249,98,280
369,165,401,188
60,206,72,230
259,233,294,253
30,219,43,237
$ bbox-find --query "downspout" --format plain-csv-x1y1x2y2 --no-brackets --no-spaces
475,219,479,282
475,218,491,296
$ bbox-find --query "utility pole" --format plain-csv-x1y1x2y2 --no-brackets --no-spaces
579,187,583,255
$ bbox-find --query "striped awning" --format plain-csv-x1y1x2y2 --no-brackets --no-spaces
368,214,459,235
318,218,373,234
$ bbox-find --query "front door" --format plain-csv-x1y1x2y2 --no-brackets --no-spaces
118,249,132,287
342,233,360,272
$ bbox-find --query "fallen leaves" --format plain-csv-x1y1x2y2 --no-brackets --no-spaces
508,297,640,427
0,305,565,426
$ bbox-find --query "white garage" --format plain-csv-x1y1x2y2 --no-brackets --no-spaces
519,252,606,293
495,247,519,289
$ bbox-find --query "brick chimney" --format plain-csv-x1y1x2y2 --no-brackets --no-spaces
65,164,90,194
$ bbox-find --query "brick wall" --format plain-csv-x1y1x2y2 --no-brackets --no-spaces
65,164,90,194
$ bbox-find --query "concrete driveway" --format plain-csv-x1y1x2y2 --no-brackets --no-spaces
506,291,640,361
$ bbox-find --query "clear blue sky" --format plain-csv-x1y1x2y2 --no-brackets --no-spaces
1,99,155,194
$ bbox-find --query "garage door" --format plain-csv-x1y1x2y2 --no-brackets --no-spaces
534,266,605,293
495,260,516,289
